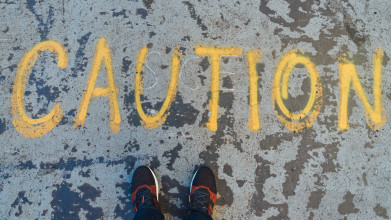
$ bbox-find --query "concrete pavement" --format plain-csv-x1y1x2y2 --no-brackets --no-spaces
0,0,391,219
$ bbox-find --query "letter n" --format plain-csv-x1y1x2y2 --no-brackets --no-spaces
338,48,385,130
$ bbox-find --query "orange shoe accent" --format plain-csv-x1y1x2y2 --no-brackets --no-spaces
190,186,217,203
190,185,217,215
131,184,157,204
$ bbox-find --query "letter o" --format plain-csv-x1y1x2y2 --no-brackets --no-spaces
272,50,322,132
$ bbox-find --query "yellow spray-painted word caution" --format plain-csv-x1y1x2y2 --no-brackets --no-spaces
11,39,386,137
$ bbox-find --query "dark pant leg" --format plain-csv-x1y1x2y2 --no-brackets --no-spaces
184,211,213,220
133,207,165,220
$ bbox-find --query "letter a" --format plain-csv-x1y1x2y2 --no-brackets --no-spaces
74,38,121,133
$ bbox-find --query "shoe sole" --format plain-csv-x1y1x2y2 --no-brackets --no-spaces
189,167,201,193
146,166,160,201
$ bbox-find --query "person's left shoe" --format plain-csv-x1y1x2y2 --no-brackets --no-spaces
131,166,160,212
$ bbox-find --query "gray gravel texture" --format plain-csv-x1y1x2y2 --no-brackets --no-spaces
0,0,391,219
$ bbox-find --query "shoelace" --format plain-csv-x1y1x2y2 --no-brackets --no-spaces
135,187,156,210
189,188,213,213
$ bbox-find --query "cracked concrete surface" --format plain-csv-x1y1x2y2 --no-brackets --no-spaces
1,0,391,219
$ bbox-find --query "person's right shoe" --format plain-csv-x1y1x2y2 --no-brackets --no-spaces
130,166,160,212
188,166,217,216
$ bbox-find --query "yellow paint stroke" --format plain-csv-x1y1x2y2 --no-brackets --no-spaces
195,46,243,131
272,50,323,132
74,38,121,133
135,46,182,129
338,48,385,130
11,41,68,138
246,49,262,131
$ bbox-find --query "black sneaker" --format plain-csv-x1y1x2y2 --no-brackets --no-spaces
131,166,160,212
188,166,217,216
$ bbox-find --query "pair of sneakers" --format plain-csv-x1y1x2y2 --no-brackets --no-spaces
130,166,217,217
